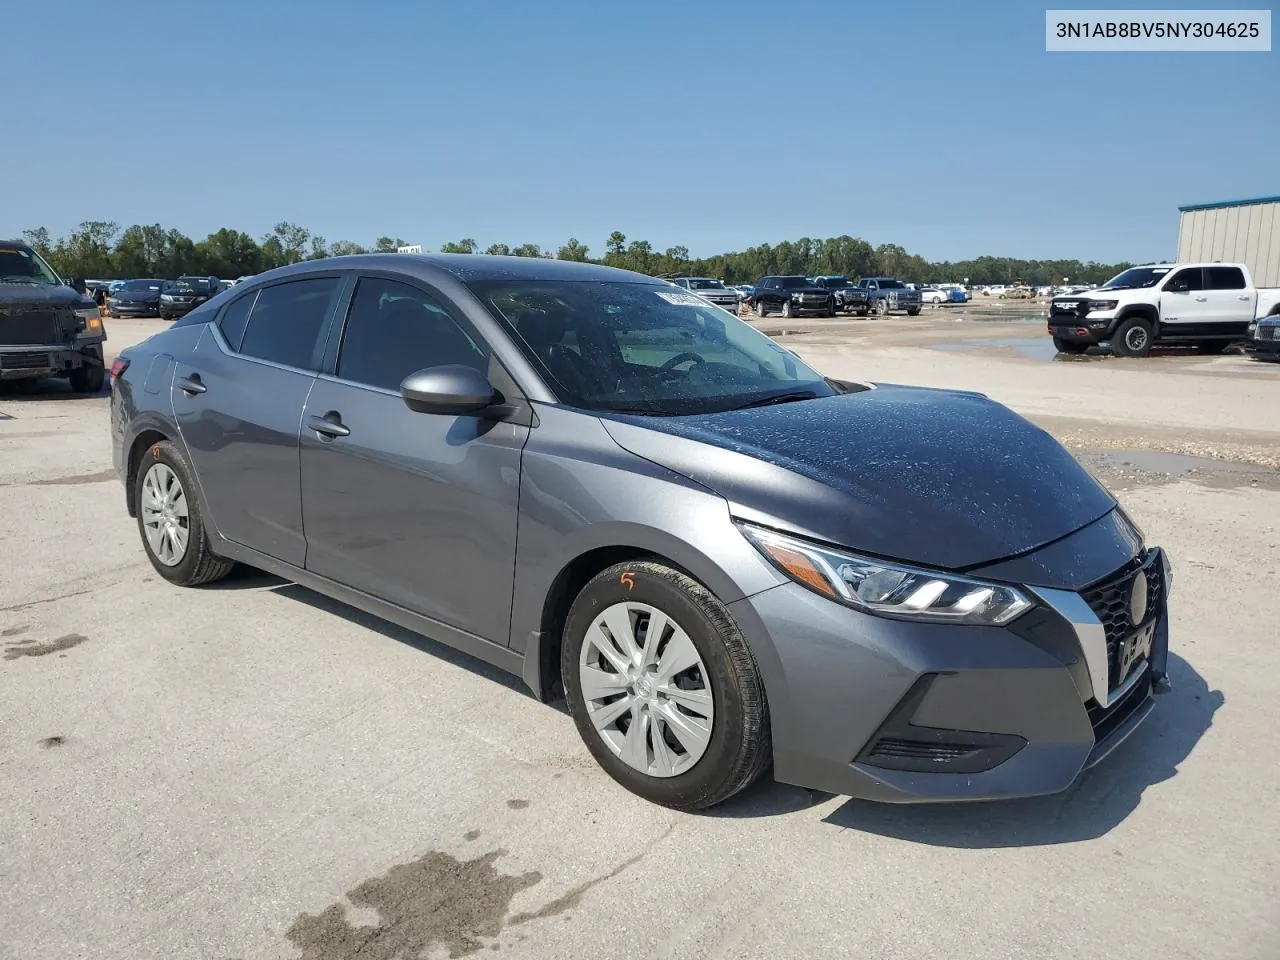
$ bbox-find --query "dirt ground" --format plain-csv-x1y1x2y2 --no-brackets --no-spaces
1,310,1277,960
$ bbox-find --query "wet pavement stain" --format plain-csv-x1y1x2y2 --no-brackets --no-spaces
464,830,482,842
1081,449,1280,492
505,799,529,810
507,846,652,925
29,469,118,486
4,633,89,660
38,736,66,748
285,849,542,959
1,624,29,637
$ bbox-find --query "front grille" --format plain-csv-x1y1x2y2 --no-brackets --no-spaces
1260,326,1278,341
1,352,52,370
0,310,59,345
1052,300,1088,318
1082,551,1164,690
1086,668,1151,741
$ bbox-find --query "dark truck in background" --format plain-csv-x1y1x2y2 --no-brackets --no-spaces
812,275,870,315
159,275,222,321
858,277,923,316
0,240,109,393
748,276,836,318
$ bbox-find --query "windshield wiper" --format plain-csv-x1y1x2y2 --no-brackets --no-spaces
733,390,821,410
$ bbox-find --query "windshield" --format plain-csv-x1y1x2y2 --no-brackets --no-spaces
1099,267,1170,290
121,279,163,291
875,279,906,289
815,277,852,289
470,280,836,416
778,277,812,289
0,245,62,285
168,277,216,293
685,279,725,290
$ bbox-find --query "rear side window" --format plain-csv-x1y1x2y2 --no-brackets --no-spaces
1206,266,1246,290
238,278,339,370
216,291,256,351
336,277,489,392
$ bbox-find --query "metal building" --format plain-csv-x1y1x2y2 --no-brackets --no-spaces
1177,195,1280,287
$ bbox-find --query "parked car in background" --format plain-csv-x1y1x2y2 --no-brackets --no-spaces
1249,315,1280,360
919,286,948,304
109,253,1173,811
749,276,836,318
0,239,107,392
939,284,969,303
984,285,1008,298
160,276,222,321
106,279,165,318
1047,262,1280,357
856,277,923,316
811,276,870,315
668,277,741,312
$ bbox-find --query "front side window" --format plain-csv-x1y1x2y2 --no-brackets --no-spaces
1164,268,1204,293
337,277,489,392
237,277,338,370
0,244,61,285
1206,266,1246,290
471,279,836,416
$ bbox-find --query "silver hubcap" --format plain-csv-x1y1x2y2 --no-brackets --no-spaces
141,463,190,566
579,601,715,778
1126,328,1147,351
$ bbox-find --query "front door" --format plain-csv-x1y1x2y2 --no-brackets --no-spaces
1158,267,1212,325
172,276,343,566
299,275,529,645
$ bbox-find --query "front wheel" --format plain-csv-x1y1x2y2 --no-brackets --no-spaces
135,440,235,586
781,300,793,319
876,299,889,316
754,301,766,318
562,561,771,811
68,358,105,393
906,307,921,317
1112,317,1154,358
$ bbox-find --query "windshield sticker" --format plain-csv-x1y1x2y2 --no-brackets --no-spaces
654,290,710,307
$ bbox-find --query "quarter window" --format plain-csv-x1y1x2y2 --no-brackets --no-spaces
336,277,490,392
1206,266,1246,290
216,291,256,352
237,278,339,370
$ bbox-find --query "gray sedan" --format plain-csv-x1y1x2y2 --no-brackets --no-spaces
110,254,1173,810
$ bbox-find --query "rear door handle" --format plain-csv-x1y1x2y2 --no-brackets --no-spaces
308,413,350,439
177,374,206,395
1237,295,1251,300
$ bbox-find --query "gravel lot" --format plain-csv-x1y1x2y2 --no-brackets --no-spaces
2,311,1277,960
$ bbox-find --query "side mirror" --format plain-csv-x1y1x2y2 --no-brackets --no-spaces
400,364,498,415
67,277,87,295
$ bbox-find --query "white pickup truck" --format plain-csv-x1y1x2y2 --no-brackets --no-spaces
1046,262,1280,357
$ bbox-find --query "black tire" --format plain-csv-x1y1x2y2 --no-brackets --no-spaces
68,357,105,393
1196,341,1228,354
1112,317,1154,357
781,300,793,319
906,307,921,317
561,561,771,811
754,300,766,318
857,307,869,317
1052,336,1087,355
134,440,235,587
876,299,889,316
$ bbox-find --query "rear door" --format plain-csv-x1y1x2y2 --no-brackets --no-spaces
172,275,345,566
1203,266,1256,325
298,273,529,645
1158,267,1211,326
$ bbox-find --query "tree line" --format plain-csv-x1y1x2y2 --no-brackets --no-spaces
19,221,1131,287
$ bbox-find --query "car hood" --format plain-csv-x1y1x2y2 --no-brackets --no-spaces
0,282,97,311
598,385,1116,570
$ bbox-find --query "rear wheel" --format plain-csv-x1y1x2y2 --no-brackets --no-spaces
135,441,235,586
1052,336,1088,355
562,561,771,811
1112,317,1154,358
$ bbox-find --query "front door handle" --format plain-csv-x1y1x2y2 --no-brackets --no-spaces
1237,295,1251,300
177,374,206,395
1193,296,1208,302
308,412,350,439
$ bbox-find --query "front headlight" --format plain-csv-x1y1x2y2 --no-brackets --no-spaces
74,307,103,337
1088,300,1119,311
740,524,1033,625
160,293,175,301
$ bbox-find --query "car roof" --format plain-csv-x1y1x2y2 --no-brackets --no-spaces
252,253,655,286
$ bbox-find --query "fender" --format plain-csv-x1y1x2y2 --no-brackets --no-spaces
1112,302,1160,336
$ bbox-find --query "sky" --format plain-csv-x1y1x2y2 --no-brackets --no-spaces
4,0,1277,264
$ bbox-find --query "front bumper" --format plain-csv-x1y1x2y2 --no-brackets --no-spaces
109,302,160,317
1049,318,1112,345
159,301,202,316
0,342,102,380
1247,325,1280,356
728,547,1169,803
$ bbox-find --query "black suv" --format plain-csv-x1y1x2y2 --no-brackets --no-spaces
749,276,835,318
812,276,870,315
159,276,221,321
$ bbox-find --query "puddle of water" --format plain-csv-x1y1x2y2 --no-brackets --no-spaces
1091,449,1275,478
758,329,815,338
927,337,1061,361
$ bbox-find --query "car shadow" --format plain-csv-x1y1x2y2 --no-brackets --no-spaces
0,378,110,401
814,653,1219,846
204,567,539,700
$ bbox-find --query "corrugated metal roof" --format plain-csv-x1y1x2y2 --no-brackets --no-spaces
1178,195,1280,212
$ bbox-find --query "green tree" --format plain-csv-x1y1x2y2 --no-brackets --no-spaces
55,220,119,278
21,227,54,259
374,236,407,253
439,238,478,254
194,228,262,277
556,238,589,261
307,235,329,260
484,242,512,256
511,243,545,258
329,240,368,257
605,231,627,256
